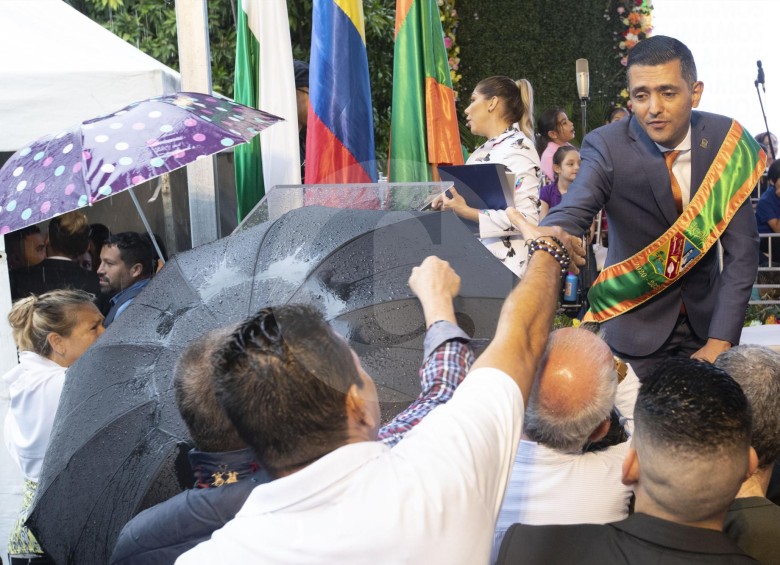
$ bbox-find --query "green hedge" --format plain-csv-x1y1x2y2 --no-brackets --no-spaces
456,0,629,149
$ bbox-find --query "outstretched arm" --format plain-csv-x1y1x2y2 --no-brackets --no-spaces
472,228,584,403
378,258,473,446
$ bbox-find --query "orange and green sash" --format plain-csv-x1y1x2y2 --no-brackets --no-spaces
584,121,765,324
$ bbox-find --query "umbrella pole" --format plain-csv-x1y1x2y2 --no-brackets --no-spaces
128,186,166,266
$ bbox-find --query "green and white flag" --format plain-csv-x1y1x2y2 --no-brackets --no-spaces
234,0,300,221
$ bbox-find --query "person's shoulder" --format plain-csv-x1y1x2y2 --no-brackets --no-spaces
693,110,734,125
692,110,737,138
726,496,780,528
588,118,631,144
497,522,609,564
461,367,518,392
111,490,192,564
504,130,538,157
111,479,259,565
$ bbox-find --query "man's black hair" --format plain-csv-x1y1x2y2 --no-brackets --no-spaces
636,357,751,455
627,35,698,85
213,305,362,477
104,232,156,277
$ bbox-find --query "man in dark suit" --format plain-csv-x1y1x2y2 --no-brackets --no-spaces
10,212,102,303
519,36,761,377
497,358,759,564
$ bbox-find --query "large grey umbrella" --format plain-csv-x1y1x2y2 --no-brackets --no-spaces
27,206,517,564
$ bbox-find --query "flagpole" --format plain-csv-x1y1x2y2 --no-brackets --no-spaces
175,0,220,247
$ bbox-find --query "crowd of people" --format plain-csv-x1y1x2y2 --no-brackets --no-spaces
2,212,166,563
3,33,780,565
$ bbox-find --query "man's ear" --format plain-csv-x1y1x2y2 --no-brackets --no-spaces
745,447,759,481
129,262,144,279
622,447,640,486
588,418,611,444
345,383,376,430
691,81,704,108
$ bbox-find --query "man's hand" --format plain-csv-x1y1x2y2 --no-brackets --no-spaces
691,338,732,363
506,208,586,274
409,256,460,327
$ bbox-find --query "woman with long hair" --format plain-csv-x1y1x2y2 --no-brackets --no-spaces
433,76,541,276
3,290,104,562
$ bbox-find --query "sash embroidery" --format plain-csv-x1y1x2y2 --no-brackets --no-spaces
584,120,765,323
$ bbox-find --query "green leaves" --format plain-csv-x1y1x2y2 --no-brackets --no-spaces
68,0,235,97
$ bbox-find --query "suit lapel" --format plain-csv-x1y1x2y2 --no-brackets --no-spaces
629,116,678,226
689,112,709,198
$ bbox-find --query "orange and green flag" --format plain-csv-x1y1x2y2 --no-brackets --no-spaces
389,0,463,181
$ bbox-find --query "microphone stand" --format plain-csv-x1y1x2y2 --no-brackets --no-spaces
579,97,589,150
578,95,591,316
755,80,776,161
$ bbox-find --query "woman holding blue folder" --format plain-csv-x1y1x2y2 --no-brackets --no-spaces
432,76,542,277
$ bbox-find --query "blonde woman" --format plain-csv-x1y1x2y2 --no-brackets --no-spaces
433,76,542,277
3,289,104,561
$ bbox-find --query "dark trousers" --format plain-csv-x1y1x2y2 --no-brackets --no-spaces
612,314,706,379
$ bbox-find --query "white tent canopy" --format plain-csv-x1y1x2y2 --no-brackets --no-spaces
0,0,180,151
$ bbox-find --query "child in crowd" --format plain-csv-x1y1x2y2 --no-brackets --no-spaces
539,146,581,220
536,107,576,183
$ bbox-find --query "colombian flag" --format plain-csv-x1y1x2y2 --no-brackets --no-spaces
390,0,463,181
305,0,377,184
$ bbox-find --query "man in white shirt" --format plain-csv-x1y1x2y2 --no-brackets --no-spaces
492,328,640,560
176,231,582,565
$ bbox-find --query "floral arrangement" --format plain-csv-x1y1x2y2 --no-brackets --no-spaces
607,0,654,101
745,272,780,325
438,0,462,93
745,304,780,326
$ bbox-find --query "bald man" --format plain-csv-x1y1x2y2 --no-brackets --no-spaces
492,328,640,560
497,358,758,565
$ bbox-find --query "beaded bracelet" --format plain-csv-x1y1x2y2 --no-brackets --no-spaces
526,237,570,278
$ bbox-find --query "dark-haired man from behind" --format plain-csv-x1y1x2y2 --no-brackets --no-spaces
98,232,156,327
178,232,583,564
717,345,780,564
498,358,759,564
113,252,506,564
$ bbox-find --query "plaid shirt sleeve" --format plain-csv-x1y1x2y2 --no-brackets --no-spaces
377,321,474,448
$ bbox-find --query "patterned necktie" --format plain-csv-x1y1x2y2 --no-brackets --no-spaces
664,150,683,215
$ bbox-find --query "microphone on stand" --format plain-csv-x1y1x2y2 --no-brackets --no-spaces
576,58,590,100
756,60,766,93
575,58,592,310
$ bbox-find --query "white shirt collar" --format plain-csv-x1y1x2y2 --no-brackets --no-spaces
243,441,387,514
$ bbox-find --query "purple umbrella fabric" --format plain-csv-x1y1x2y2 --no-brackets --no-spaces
0,92,282,234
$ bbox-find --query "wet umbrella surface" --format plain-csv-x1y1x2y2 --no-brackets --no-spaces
27,207,517,564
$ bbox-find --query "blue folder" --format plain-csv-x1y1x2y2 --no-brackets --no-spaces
437,163,515,211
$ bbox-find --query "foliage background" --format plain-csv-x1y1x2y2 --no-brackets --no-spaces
455,0,632,149
67,0,634,161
